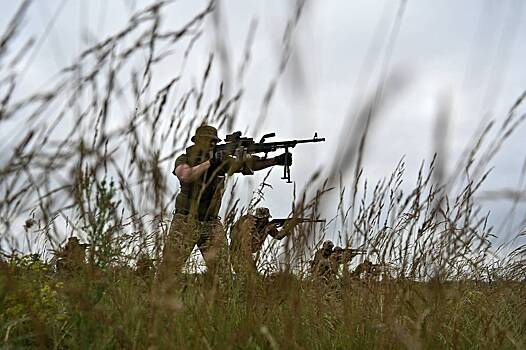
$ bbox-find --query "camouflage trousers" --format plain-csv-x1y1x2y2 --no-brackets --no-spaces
230,243,258,277
229,215,260,277
161,213,228,281
310,257,336,281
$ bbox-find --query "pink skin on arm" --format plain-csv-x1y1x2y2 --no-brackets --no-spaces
175,161,211,184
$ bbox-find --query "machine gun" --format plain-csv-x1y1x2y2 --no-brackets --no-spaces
269,218,326,228
214,131,325,183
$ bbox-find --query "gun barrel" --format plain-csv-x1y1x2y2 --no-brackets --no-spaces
334,248,366,254
248,136,326,153
299,218,326,224
270,218,326,226
293,137,326,144
345,249,366,254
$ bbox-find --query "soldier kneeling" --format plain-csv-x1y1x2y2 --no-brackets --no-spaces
230,207,301,276
310,240,365,282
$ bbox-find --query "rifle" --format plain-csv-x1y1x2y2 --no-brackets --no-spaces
269,218,326,228
331,247,366,263
214,131,325,183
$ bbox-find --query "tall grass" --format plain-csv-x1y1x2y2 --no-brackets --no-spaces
0,1,525,348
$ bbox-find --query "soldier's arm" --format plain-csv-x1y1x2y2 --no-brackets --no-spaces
174,161,211,184
268,218,301,240
221,153,291,176
267,224,293,240
244,152,292,172
211,156,274,176
272,229,289,240
247,157,278,171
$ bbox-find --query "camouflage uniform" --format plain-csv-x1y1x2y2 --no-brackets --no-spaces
310,241,365,281
309,240,334,279
162,126,291,281
162,126,229,279
55,237,88,273
136,252,155,278
352,260,382,280
230,207,289,275
163,213,227,277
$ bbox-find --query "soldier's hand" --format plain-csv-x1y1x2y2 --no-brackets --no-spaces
289,218,304,226
282,218,301,230
268,223,280,231
209,152,223,169
212,155,245,175
210,153,234,167
274,152,292,166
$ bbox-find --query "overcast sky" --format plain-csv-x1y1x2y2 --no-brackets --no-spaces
2,0,526,250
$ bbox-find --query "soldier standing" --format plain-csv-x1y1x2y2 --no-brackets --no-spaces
161,125,292,281
230,207,302,275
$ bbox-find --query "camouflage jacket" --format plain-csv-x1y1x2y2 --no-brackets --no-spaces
231,214,280,254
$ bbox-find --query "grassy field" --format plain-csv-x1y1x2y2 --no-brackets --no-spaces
1,256,525,349
1,1,526,349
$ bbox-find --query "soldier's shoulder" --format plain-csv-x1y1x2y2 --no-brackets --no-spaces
314,249,325,259
175,153,189,166
238,214,256,224
232,215,255,239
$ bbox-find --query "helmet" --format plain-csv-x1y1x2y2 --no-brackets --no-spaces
191,125,221,143
67,237,89,248
322,240,334,251
254,207,271,219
